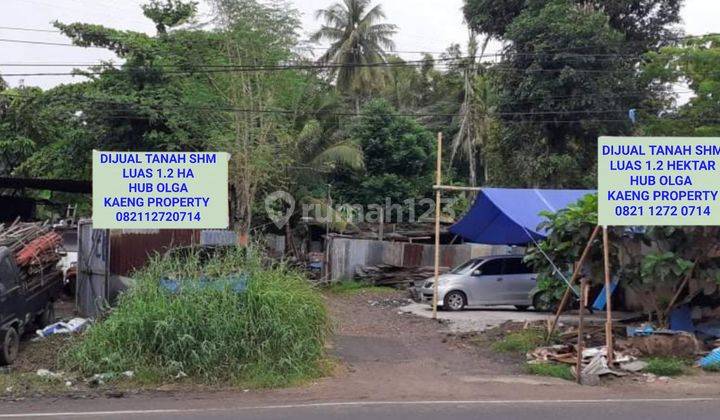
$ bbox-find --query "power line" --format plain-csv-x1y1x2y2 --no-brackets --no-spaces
0,38,105,48
0,52,650,67
0,26,58,33
0,91,654,118
0,87,694,109
1,91,711,126
0,64,698,77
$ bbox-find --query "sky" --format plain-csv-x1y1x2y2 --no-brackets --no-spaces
0,0,718,89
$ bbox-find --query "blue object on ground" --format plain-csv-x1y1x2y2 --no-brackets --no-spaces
699,348,720,369
627,324,655,337
448,188,596,245
160,274,248,295
669,305,695,333
592,278,619,311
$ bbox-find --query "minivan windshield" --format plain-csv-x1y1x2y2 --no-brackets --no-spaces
450,258,483,275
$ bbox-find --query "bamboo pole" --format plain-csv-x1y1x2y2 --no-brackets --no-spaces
547,225,602,339
576,279,589,384
432,132,443,319
433,185,483,192
602,226,614,365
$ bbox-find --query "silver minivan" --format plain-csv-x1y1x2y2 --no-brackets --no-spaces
418,255,538,311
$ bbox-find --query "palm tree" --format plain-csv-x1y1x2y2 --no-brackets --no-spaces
311,0,397,112
450,32,497,187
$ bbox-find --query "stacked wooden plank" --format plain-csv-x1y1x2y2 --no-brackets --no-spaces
0,220,50,253
0,220,60,281
354,264,449,287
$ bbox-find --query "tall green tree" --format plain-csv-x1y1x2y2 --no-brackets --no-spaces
463,0,683,188
449,33,498,187
463,0,682,48
640,34,720,136
332,99,435,219
484,1,637,187
311,0,397,112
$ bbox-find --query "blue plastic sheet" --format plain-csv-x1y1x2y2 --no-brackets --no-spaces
449,188,596,245
592,278,619,311
159,275,248,294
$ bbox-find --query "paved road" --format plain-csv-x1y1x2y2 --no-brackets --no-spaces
2,399,720,419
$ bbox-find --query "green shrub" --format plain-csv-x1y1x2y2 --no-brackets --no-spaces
643,357,689,377
491,328,546,354
62,247,329,387
525,362,574,381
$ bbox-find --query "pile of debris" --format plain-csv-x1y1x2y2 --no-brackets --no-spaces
0,220,61,280
528,343,646,385
527,321,720,385
355,264,448,288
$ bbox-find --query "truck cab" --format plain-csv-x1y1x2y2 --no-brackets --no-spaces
0,246,61,365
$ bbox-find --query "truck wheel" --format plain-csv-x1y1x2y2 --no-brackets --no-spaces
38,302,56,328
0,327,19,366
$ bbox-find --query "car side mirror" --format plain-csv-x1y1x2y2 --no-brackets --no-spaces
472,269,482,276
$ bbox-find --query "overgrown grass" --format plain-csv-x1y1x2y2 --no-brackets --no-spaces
325,280,396,295
61,247,330,387
643,357,690,377
702,364,720,373
525,362,574,381
491,328,547,354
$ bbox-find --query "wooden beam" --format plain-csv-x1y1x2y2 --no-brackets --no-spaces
576,279,589,384
433,185,483,192
432,133,443,319
547,225,602,340
602,226,614,365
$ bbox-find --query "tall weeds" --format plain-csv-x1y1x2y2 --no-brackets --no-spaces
62,247,329,387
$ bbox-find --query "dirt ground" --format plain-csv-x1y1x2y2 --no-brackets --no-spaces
4,288,720,406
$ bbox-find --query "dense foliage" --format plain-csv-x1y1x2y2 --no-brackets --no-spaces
332,99,436,218
0,0,714,229
640,34,720,136
463,0,682,46
526,194,720,324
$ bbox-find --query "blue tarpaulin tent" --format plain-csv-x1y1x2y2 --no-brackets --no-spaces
449,188,596,245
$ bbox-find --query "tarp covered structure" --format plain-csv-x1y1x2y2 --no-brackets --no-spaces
449,188,595,245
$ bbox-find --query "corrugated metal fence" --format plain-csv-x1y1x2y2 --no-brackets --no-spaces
329,237,522,281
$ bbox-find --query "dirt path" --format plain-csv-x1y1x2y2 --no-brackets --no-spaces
5,289,720,413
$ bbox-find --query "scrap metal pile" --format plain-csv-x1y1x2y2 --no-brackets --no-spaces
355,264,448,287
526,321,717,385
0,220,62,279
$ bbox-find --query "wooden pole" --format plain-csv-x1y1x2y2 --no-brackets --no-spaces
433,185,483,192
432,132,443,319
576,279,588,384
378,209,384,241
602,226,614,365
547,225,602,339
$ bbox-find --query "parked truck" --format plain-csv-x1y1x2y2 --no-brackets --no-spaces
0,246,62,365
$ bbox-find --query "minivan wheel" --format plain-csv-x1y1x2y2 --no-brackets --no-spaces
0,327,19,366
532,291,555,313
444,291,466,311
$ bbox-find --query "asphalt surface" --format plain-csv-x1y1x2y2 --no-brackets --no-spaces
2,399,720,419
